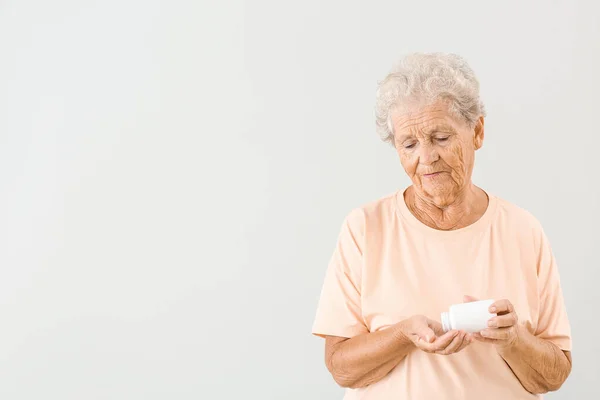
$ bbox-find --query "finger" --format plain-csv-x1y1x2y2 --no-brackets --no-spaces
430,331,459,351
480,327,513,341
464,333,475,345
428,319,445,337
463,295,479,303
419,330,458,352
472,332,496,344
454,333,473,353
414,325,437,343
472,333,498,344
455,333,473,352
490,299,514,315
436,332,466,355
488,313,518,328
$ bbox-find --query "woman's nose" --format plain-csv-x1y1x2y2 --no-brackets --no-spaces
418,143,439,165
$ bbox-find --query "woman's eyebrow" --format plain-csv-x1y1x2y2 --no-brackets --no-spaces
397,125,456,142
397,134,415,142
427,124,455,133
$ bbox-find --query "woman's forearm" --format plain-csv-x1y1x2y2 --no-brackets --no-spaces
498,326,572,394
326,322,413,388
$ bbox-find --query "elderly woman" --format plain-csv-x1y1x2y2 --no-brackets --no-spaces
312,53,572,399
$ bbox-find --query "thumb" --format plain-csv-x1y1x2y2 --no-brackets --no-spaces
429,320,445,337
416,325,436,343
463,295,479,303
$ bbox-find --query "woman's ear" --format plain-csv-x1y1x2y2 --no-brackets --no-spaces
473,116,485,150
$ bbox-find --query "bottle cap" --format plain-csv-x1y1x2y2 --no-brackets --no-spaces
441,311,451,332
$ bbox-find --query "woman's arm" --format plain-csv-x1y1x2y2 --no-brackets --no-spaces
324,315,471,389
496,327,572,394
472,299,572,394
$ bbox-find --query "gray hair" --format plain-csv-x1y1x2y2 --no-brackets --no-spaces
375,52,486,146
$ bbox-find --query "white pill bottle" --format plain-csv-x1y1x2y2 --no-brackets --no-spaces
441,299,497,333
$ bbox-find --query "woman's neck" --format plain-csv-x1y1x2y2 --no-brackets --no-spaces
405,184,489,230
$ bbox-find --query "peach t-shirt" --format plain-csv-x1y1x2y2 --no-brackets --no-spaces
312,189,572,400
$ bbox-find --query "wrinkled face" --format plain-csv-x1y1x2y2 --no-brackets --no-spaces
392,101,484,207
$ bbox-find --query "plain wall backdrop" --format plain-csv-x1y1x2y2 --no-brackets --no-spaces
0,0,598,399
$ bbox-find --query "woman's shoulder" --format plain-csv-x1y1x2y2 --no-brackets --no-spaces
343,191,399,225
490,194,545,232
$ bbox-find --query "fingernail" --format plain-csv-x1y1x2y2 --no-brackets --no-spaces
481,330,489,337
488,320,497,327
490,306,497,313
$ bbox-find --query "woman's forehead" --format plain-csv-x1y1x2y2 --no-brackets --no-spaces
392,106,459,133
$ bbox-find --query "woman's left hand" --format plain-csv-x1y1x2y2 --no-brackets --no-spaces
464,296,520,349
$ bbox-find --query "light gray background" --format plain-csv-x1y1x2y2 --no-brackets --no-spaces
0,0,598,399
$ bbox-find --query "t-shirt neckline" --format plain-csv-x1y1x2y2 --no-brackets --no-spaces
394,187,498,236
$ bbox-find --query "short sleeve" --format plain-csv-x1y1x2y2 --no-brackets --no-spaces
534,227,572,351
312,209,369,339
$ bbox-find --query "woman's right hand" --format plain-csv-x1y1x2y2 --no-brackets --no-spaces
399,315,472,355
